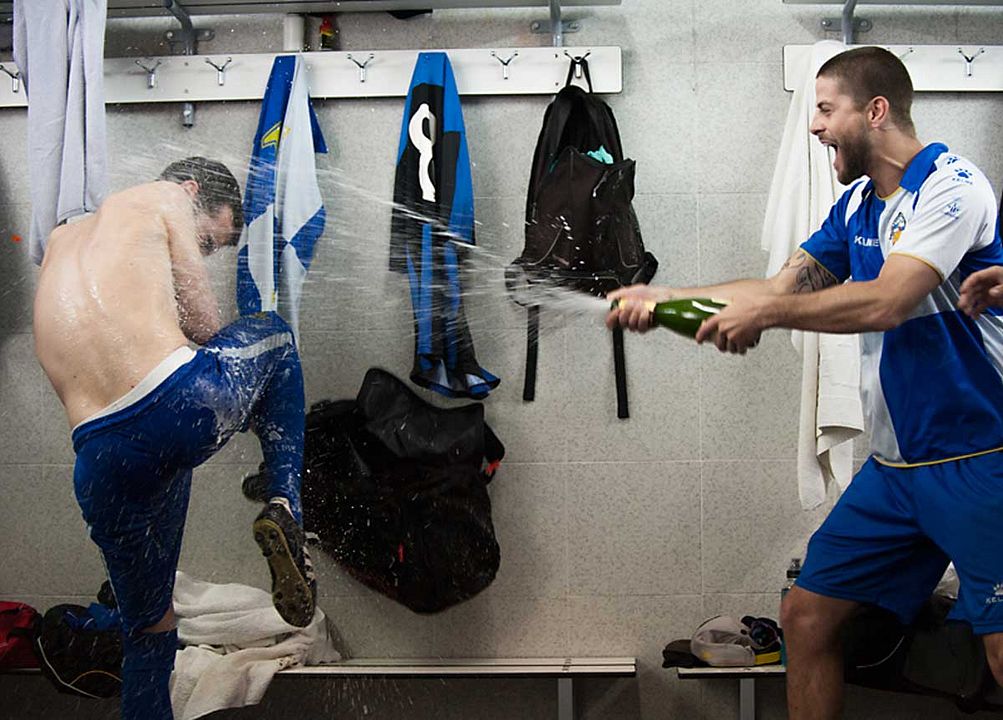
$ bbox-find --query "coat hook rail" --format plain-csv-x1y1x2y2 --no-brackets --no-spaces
0,47,623,108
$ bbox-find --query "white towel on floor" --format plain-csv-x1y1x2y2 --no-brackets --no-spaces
170,571,341,720
13,0,108,265
761,40,864,510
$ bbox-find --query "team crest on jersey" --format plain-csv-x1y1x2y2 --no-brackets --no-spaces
889,212,907,245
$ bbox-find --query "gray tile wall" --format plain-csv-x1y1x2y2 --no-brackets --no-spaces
1,1,1002,718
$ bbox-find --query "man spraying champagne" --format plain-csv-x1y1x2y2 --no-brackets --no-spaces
608,47,1003,720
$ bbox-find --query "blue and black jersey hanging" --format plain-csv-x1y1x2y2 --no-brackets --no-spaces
390,52,499,400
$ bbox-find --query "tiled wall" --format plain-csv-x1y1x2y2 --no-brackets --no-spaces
2,2,1002,718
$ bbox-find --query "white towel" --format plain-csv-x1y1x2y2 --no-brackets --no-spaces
761,40,864,510
13,0,108,265
170,572,341,720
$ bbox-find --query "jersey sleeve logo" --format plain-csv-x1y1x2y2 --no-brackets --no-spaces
942,199,962,219
889,212,907,245
952,167,974,185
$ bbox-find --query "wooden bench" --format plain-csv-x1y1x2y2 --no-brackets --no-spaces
279,657,639,720
676,665,785,720
8,656,635,718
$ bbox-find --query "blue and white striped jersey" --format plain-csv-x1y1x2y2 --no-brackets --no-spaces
801,143,1003,466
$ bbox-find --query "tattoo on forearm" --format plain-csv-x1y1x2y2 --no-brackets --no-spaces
782,250,838,293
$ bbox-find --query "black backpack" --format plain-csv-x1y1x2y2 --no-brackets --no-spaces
842,595,1002,713
506,57,658,419
265,368,505,614
33,593,122,699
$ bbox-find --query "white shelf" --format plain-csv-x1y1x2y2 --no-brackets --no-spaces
0,46,621,108
782,0,1003,5
784,44,1003,92
0,0,620,19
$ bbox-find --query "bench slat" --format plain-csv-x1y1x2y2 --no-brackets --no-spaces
282,658,636,677
4,658,638,678
677,665,785,679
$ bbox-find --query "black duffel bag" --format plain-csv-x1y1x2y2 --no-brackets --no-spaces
247,368,505,614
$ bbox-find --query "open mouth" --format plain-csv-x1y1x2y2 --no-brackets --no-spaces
821,139,840,165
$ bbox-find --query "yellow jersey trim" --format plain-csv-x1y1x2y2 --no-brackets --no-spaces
878,187,903,202
874,445,1003,469
886,251,945,282
798,248,840,285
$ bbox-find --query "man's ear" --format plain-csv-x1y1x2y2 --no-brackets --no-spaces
178,178,200,199
868,96,891,128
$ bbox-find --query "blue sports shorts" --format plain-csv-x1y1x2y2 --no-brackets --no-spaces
798,452,1003,634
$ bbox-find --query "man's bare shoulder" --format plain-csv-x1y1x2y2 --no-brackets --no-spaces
98,181,188,217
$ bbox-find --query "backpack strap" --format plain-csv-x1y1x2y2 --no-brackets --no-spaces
525,89,580,225
612,325,629,419
522,305,540,402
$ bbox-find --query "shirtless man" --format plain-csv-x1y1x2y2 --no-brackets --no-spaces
33,157,316,720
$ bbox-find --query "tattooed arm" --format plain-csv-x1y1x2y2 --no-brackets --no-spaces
695,253,944,352
781,250,839,294
607,249,843,333
609,248,938,345
610,250,834,309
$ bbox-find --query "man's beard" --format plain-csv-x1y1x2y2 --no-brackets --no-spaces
836,131,870,185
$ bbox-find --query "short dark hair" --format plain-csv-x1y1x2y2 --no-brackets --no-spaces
817,46,915,133
159,156,244,237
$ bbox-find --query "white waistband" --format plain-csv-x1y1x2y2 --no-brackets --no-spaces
59,210,95,225
72,346,197,433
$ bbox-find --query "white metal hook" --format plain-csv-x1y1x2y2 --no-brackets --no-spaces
204,57,232,86
958,47,985,77
0,64,20,93
347,53,374,83
562,49,591,78
490,50,519,80
135,59,162,89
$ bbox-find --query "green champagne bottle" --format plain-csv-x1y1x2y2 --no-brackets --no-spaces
651,298,729,337
614,297,729,338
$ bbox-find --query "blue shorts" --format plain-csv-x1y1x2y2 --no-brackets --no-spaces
798,452,1003,634
72,312,304,635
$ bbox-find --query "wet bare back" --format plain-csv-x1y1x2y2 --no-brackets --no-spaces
34,181,221,428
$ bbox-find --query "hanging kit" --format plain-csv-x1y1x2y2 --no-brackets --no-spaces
347,53,374,83
958,47,985,77
135,59,162,89
490,51,518,80
0,64,19,93
204,57,232,86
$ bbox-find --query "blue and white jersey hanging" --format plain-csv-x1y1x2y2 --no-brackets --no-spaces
237,55,327,341
389,52,499,400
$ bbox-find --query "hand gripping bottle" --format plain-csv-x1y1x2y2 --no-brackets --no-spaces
613,297,729,338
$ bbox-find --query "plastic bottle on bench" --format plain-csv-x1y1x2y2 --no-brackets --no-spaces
779,557,801,666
